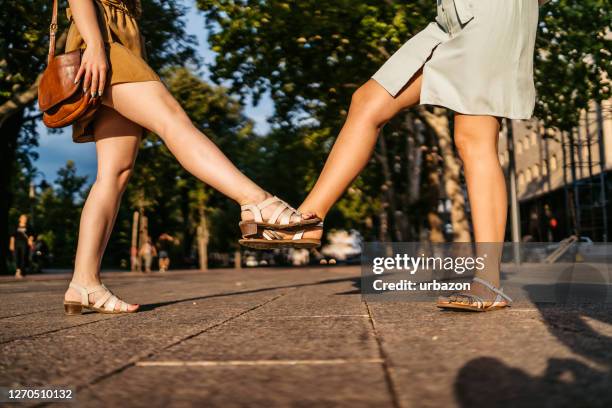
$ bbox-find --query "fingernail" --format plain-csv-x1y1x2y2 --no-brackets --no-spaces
74,78,78,84
91,91,96,98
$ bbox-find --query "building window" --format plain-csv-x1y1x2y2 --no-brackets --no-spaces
518,172,525,187
531,132,537,147
533,164,540,178
542,161,548,176
517,140,523,155
551,155,558,171
526,168,533,183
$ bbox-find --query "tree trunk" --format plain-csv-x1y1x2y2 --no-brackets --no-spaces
197,206,209,271
418,107,471,242
375,132,403,241
0,109,25,274
422,135,445,243
130,211,140,272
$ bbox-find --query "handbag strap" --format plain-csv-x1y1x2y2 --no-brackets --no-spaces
48,0,59,63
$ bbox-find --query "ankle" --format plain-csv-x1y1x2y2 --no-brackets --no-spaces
70,272,101,288
238,189,270,206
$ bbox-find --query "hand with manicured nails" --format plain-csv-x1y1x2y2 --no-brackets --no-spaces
75,42,108,98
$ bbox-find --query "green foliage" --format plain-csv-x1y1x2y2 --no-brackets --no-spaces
197,0,610,240
31,161,88,267
119,67,257,263
0,0,49,101
3,0,198,271
535,0,611,130
197,0,432,122
197,0,434,235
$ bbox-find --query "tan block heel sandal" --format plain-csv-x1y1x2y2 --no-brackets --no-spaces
63,282,138,315
436,277,512,312
239,196,321,238
239,225,323,249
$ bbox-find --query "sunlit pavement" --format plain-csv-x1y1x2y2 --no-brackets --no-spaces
1,266,611,407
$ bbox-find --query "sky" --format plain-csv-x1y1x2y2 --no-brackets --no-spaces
33,0,274,183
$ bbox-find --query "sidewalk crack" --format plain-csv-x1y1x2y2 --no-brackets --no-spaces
365,300,403,408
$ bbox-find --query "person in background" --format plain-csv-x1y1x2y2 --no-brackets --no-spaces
139,238,157,274
9,214,30,279
157,233,175,272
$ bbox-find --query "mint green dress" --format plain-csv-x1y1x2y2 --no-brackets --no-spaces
372,0,542,119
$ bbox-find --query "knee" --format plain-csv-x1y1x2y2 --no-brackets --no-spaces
454,128,496,163
350,85,393,128
153,95,191,139
94,167,133,194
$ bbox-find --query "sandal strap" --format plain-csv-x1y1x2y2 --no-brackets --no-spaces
241,196,301,226
260,221,323,241
450,293,486,309
473,277,513,303
105,295,119,312
69,281,106,306
93,290,112,309
240,204,264,223
269,202,292,225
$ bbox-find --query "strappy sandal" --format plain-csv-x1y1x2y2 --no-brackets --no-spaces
437,277,512,312
239,196,321,238
63,281,138,315
239,222,324,249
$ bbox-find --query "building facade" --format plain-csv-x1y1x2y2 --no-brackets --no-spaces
499,100,611,242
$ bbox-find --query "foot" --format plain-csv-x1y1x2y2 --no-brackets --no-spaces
64,279,139,312
437,277,511,311
260,222,324,242
240,193,320,228
15,269,24,279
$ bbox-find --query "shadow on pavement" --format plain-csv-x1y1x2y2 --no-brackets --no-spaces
138,276,360,312
454,280,612,408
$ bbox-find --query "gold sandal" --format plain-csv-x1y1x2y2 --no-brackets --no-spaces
239,222,323,249
63,281,138,315
239,196,321,238
437,277,512,312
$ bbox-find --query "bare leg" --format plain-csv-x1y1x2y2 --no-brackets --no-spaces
101,81,272,213
454,114,507,296
290,75,423,240
300,76,422,217
64,107,141,311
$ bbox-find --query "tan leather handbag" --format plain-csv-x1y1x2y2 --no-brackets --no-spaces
38,0,101,128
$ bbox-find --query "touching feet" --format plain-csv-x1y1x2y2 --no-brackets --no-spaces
238,194,324,248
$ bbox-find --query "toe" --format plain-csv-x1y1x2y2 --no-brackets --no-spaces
128,304,140,312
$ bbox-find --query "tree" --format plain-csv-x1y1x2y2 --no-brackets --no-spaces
32,161,88,266
197,0,469,240
115,67,257,268
198,0,610,242
535,0,611,132
1,0,197,273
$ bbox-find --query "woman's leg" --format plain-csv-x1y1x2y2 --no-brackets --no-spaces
298,74,423,222
101,81,274,218
64,107,141,311
454,114,507,292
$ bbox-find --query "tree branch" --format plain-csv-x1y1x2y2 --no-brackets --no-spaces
0,31,67,129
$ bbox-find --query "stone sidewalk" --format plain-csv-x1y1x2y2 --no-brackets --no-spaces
1,266,611,407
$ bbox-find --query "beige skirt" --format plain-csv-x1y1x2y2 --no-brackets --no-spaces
372,0,540,119
65,0,160,143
